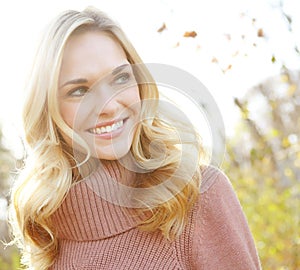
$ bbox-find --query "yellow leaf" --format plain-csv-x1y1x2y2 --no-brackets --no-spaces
280,74,289,83
287,84,296,96
294,159,300,168
157,23,167,33
284,168,293,177
270,129,280,138
257,28,264,37
183,31,197,38
281,137,290,148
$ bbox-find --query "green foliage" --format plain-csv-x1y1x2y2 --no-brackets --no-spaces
223,70,300,269
223,146,300,269
0,250,20,270
0,128,14,196
0,127,20,269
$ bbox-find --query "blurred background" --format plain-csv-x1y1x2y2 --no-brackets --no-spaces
0,0,299,269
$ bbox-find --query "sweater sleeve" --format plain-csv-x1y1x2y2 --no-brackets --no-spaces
191,168,261,269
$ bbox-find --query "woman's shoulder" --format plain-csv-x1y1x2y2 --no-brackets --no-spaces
199,165,230,194
190,165,262,269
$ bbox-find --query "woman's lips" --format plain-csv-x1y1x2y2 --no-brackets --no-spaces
87,118,128,139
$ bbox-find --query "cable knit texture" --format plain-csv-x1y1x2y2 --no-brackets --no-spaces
49,161,261,269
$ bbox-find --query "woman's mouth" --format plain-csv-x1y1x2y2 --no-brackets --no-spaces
88,119,125,135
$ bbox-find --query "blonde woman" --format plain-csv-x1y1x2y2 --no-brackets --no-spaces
9,7,261,270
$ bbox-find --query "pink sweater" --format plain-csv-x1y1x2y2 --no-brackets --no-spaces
50,162,261,269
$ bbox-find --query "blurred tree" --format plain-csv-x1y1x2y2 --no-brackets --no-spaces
219,1,300,270
159,0,300,268
0,127,19,270
192,1,300,267
0,128,13,199
223,69,300,269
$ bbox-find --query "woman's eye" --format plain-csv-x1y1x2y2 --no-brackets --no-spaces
113,72,131,85
68,86,89,97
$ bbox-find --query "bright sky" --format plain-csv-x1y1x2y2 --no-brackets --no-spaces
0,0,299,160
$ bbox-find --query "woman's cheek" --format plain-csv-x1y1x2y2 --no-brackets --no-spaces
59,102,79,129
123,86,141,105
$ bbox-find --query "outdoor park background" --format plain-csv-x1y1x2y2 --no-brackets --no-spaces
0,0,299,269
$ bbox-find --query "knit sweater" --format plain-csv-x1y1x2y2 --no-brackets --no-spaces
49,161,261,269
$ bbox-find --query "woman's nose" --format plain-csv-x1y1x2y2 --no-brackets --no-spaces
91,83,122,117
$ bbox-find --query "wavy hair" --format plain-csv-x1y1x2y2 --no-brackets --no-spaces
9,6,203,269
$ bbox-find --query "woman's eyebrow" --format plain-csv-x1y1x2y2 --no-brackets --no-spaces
60,64,130,89
111,64,130,75
60,78,88,89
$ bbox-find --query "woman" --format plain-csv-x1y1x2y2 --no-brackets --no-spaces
9,6,261,269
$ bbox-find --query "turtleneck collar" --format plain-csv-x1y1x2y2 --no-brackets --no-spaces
51,159,146,241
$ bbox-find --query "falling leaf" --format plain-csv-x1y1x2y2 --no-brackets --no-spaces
257,28,264,37
211,57,218,63
173,42,180,48
271,55,276,63
232,51,239,57
223,64,232,73
183,31,197,38
284,14,292,25
224,34,231,41
157,23,167,33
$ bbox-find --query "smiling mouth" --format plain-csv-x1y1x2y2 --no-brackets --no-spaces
88,119,125,135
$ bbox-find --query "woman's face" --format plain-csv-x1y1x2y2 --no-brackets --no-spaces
58,31,141,160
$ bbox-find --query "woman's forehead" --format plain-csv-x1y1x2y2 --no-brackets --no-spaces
59,31,128,87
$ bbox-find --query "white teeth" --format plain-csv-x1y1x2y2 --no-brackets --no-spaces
106,126,112,132
111,123,117,131
89,120,124,135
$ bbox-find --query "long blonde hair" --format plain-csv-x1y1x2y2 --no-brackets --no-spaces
9,7,203,269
